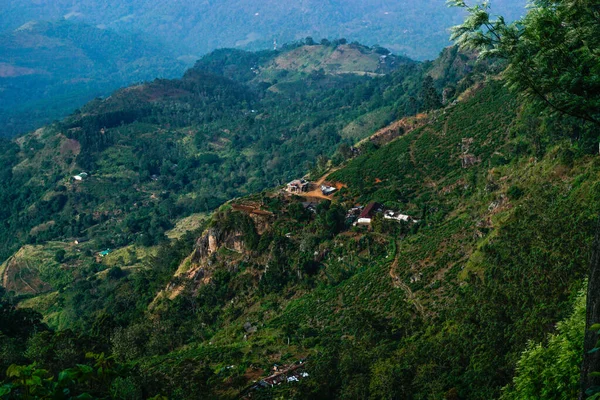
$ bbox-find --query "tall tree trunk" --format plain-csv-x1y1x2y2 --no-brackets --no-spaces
580,218,600,400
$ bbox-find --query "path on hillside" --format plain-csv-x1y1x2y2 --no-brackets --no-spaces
389,241,426,317
20,261,37,294
2,257,37,294
1,257,10,289
409,127,437,188
295,168,341,200
356,113,428,148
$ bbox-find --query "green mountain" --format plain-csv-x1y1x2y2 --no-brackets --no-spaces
0,40,597,399
0,19,187,137
0,0,526,61
0,41,435,264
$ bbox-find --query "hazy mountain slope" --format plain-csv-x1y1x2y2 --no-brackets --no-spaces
0,0,527,61
0,20,187,137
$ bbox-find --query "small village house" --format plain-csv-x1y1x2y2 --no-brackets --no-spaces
320,184,337,196
99,249,112,257
383,210,414,223
302,201,319,213
356,202,382,225
72,172,88,181
287,179,310,194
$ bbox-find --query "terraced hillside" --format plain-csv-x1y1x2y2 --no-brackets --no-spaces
106,79,595,399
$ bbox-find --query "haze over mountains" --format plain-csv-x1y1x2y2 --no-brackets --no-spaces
0,20,187,137
0,0,528,61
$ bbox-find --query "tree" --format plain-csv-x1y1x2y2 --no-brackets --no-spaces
54,249,66,263
422,75,442,111
448,0,600,127
582,222,600,399
448,0,600,399
450,3,600,397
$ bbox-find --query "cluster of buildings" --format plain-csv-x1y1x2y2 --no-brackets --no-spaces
347,202,417,226
285,178,416,227
286,179,338,196
245,361,309,395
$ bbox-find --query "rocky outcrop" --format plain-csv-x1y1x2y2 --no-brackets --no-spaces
156,207,275,301
191,227,246,263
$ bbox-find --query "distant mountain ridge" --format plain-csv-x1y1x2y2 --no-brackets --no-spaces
0,19,187,137
0,0,527,61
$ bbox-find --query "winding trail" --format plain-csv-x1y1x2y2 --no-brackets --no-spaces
389,241,426,317
20,261,37,294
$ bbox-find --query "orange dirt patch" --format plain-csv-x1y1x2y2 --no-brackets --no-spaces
232,203,273,216
293,168,344,201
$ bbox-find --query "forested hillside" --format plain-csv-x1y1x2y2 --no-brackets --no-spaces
0,20,186,137
0,2,598,397
0,41,471,280
2,68,598,399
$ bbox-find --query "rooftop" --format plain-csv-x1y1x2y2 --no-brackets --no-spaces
359,202,381,219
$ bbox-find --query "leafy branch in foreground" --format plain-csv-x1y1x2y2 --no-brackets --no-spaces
448,0,600,127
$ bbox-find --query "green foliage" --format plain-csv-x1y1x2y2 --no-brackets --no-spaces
506,185,524,200
54,249,66,263
0,353,145,399
501,288,586,400
450,0,600,128
1,29,598,400
0,44,449,263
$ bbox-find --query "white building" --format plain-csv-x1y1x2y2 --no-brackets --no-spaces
384,210,414,223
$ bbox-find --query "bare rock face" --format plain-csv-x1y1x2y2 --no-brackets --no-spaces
160,210,268,301
249,213,272,235
192,227,246,264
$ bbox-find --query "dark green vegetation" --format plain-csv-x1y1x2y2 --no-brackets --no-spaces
450,0,600,128
1,4,599,397
0,0,526,61
0,19,187,138
2,71,599,398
